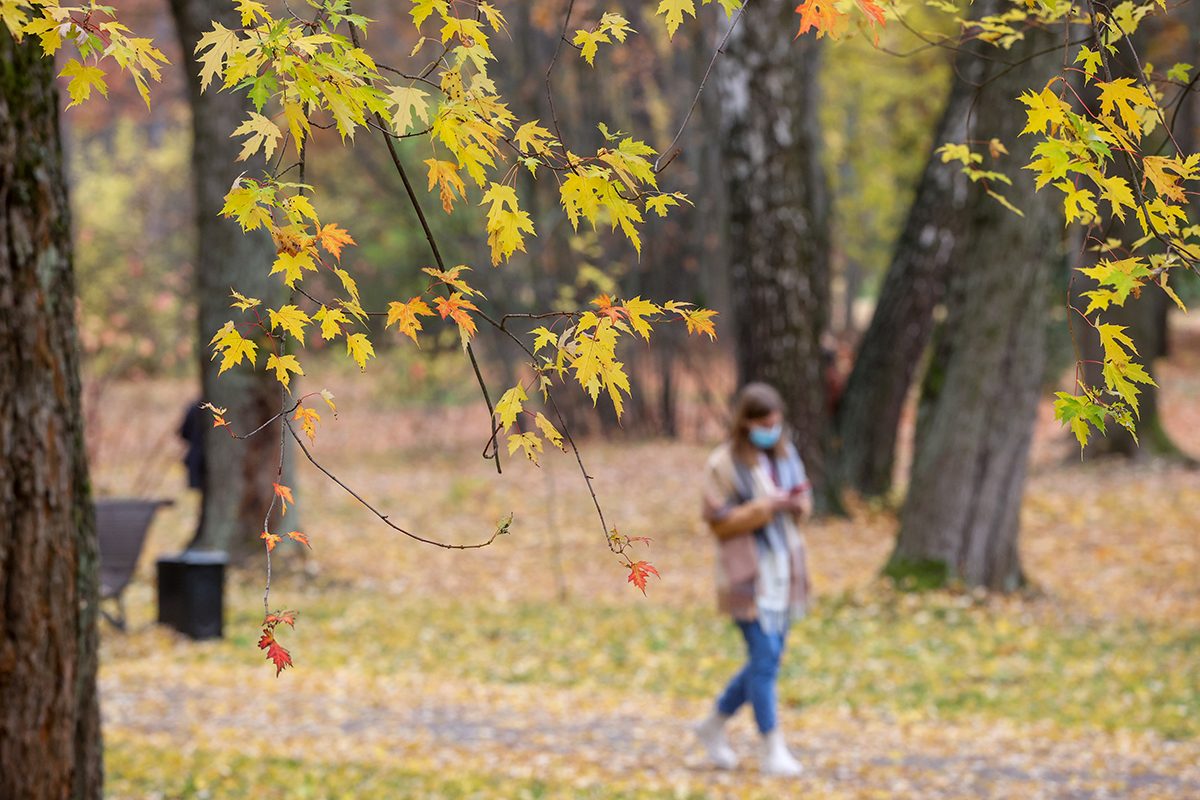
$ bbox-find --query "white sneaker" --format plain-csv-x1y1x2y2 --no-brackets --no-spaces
760,727,803,776
694,712,739,770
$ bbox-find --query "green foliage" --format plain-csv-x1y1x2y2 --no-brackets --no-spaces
106,739,708,800
818,8,954,297
72,114,194,377
882,555,950,591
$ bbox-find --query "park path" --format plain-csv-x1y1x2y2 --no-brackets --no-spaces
100,659,1200,799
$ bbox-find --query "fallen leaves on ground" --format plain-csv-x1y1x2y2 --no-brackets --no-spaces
91,319,1200,798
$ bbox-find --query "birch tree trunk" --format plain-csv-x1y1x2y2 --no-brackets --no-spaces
0,32,103,800
717,0,831,493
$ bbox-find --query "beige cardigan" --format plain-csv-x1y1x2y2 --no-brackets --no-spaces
701,441,810,621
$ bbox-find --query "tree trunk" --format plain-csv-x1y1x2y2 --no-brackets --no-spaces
888,19,1064,591
169,0,287,563
717,0,831,494
831,32,985,499
0,33,103,800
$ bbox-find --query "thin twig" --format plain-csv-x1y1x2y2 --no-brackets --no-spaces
284,419,505,549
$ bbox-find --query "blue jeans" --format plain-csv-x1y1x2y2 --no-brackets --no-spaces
716,619,788,734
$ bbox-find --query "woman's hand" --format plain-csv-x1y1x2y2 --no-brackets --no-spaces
770,489,813,518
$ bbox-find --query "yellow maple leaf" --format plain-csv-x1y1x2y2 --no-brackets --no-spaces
209,321,259,375
194,22,243,92
481,183,535,265
534,413,565,451
495,385,528,431
267,353,304,391
386,84,430,134
424,158,466,213
623,296,660,340
59,59,107,108
507,431,544,463
1141,156,1188,202
233,112,283,162
345,332,374,371
313,306,349,341
1019,85,1069,136
656,0,696,37
320,388,337,416
291,405,321,443
1096,78,1155,139
268,305,312,347
269,250,317,288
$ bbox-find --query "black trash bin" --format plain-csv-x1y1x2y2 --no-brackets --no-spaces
157,550,227,639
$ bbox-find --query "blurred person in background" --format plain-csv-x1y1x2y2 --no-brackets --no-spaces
694,382,813,776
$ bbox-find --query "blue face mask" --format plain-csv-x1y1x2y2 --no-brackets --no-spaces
749,422,782,450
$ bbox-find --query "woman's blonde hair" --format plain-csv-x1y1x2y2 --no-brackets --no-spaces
730,382,786,463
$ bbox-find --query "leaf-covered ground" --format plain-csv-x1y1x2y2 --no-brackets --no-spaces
93,322,1200,798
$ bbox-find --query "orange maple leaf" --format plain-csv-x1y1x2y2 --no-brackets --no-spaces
272,482,294,515
200,401,229,428
591,293,627,325
626,560,660,595
386,296,434,344
794,0,847,38
316,222,355,262
258,628,293,676
260,530,282,552
265,610,297,628
286,530,312,549
433,292,479,338
856,0,885,45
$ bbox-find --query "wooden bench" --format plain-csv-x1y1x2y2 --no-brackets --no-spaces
96,499,172,630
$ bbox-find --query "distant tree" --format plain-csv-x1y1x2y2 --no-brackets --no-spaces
888,10,1064,590
0,32,102,800
830,28,984,500
717,0,831,494
168,0,288,562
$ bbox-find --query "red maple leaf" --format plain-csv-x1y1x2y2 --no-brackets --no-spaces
258,629,293,676
265,610,297,628
626,560,660,595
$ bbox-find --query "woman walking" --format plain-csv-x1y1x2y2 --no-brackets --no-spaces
695,382,812,776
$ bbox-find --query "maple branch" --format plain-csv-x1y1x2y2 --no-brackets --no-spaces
543,0,577,164
467,341,502,473
655,1,746,174
283,418,505,549
543,390,616,553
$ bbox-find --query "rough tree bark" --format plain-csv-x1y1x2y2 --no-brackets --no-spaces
0,32,103,800
169,0,288,563
717,0,831,493
830,30,986,499
889,19,1064,590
